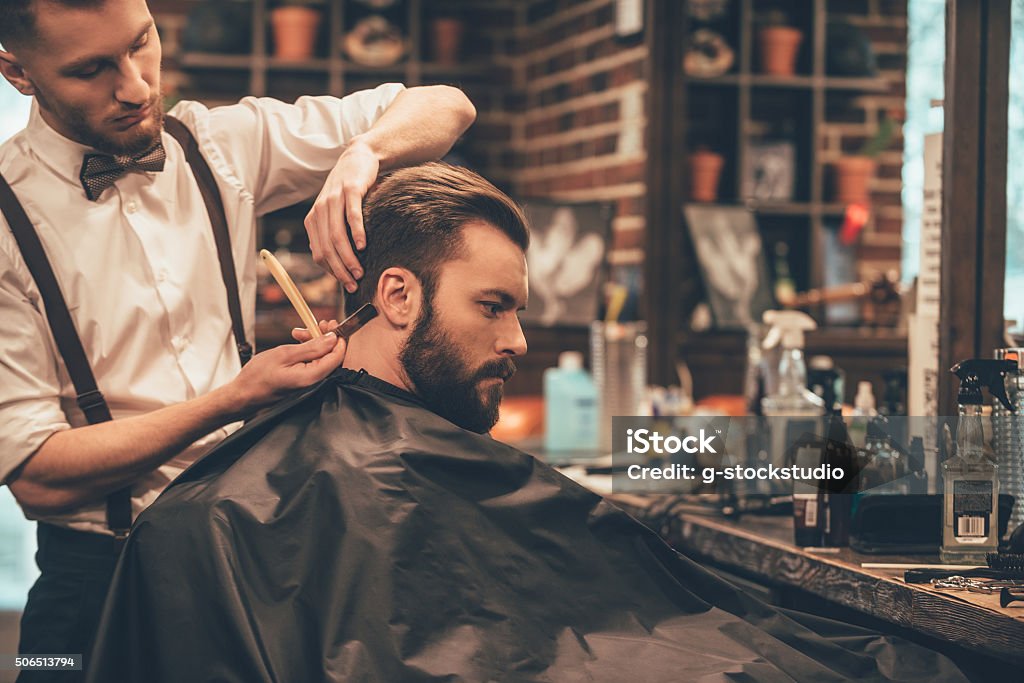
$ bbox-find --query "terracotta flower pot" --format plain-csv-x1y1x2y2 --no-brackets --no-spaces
430,17,464,65
271,6,321,61
689,150,725,202
758,26,803,76
833,156,877,204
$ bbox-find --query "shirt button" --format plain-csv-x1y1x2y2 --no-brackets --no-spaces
156,270,168,283
125,200,138,214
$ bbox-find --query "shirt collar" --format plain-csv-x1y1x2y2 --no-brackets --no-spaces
23,98,103,188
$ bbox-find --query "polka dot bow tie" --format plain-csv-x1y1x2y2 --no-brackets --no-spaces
79,140,166,201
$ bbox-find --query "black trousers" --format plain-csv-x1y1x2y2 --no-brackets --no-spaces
17,524,120,683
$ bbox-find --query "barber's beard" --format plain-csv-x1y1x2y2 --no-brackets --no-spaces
400,297,517,434
35,90,165,156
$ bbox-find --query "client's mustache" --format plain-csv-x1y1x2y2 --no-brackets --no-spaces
474,358,517,383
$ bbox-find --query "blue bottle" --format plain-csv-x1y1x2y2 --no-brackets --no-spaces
544,351,599,456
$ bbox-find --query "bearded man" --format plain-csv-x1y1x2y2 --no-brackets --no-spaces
89,163,968,683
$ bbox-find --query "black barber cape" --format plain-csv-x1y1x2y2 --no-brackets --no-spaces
88,369,968,682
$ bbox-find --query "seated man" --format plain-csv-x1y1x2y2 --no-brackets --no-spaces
88,163,968,682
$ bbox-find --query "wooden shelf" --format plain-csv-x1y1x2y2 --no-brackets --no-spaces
419,62,496,79
681,201,854,217
688,73,889,92
266,58,331,72
179,53,253,70
676,329,907,402
748,201,816,215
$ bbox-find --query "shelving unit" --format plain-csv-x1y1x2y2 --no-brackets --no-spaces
167,0,500,345
175,0,497,100
683,0,888,293
643,0,902,389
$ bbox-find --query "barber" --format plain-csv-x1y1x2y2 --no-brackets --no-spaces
0,0,474,678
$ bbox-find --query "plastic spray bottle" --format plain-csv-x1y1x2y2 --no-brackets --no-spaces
760,311,826,538
941,359,1018,563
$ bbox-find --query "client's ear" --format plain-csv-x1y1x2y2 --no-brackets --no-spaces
376,267,421,328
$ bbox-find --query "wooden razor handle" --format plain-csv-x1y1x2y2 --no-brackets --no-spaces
260,249,323,338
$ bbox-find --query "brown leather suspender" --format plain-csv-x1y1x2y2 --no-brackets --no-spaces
0,115,251,537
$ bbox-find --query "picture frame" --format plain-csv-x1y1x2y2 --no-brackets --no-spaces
742,141,796,202
518,199,612,327
683,204,774,329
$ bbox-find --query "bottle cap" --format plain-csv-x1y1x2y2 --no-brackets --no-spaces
558,351,583,371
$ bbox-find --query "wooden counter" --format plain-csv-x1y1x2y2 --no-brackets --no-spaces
609,495,1024,667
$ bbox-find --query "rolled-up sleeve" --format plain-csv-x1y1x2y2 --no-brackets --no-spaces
178,83,406,217
0,240,70,485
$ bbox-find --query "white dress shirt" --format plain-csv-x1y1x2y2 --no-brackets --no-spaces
0,83,405,534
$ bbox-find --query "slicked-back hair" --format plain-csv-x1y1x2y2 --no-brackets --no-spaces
345,162,530,317
0,0,106,51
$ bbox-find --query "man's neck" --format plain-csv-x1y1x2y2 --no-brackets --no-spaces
342,330,413,393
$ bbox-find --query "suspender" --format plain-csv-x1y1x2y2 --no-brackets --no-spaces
163,117,253,366
0,115,251,537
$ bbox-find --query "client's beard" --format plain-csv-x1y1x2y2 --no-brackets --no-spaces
400,297,516,434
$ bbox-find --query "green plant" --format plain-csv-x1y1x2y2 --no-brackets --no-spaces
857,111,901,158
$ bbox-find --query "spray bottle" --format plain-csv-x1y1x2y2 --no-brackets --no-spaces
992,348,1024,539
761,311,826,534
941,359,1017,563
760,311,825,418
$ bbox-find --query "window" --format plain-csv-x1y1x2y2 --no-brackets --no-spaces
1006,0,1024,333
0,79,37,611
902,0,945,283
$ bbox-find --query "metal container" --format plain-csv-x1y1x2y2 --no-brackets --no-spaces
993,348,1024,538
590,321,648,453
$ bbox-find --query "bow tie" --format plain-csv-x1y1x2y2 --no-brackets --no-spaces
79,140,166,201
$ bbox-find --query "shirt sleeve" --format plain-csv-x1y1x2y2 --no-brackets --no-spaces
0,234,71,485
172,83,406,217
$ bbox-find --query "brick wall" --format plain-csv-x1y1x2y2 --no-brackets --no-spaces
821,0,908,279
153,0,908,281
511,0,648,267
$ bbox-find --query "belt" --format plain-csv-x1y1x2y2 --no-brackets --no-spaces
36,523,126,567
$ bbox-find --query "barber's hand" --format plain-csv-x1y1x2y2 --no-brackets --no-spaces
305,137,380,292
290,319,338,342
228,334,346,415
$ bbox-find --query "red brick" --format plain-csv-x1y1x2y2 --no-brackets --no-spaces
876,163,903,180
613,228,644,250
875,217,904,234
879,0,909,16
871,192,903,208
857,245,901,262
615,197,638,216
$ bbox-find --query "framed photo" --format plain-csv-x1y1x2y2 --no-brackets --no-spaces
742,141,796,201
518,200,612,327
683,204,774,329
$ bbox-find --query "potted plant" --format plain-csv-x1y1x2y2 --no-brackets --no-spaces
270,0,323,61
429,12,465,66
689,147,725,202
758,11,803,76
833,112,899,204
